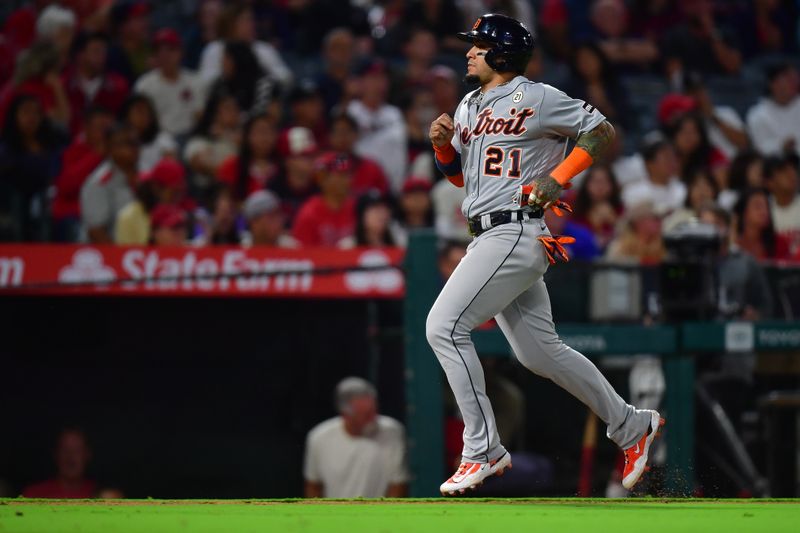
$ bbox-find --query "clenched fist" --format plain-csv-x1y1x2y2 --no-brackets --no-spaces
429,113,455,147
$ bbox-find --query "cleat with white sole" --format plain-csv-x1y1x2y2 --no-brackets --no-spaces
622,410,665,490
440,452,512,496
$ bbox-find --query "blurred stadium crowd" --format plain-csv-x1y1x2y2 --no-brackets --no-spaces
0,0,798,256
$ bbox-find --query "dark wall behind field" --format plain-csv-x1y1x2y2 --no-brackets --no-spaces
0,296,406,498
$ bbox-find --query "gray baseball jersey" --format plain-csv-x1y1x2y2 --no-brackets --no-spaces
451,76,605,218
427,76,653,473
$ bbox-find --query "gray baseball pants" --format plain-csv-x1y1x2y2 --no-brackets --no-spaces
426,218,651,464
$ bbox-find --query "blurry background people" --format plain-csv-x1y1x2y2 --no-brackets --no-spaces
198,2,292,91
347,59,407,192
35,4,76,67
283,80,327,148
747,62,800,158
52,106,114,242
217,113,278,201
315,27,357,113
622,137,685,216
304,377,408,498
63,32,130,136
606,201,666,264
150,203,188,246
684,74,748,162
106,0,152,84
80,124,139,243
269,126,318,226
183,91,241,202
134,28,207,139
23,429,97,499
699,204,773,321
115,158,188,245
663,167,719,231
0,93,66,241
0,40,71,128
571,164,624,250
566,42,626,126
397,177,434,244
182,0,222,70
733,187,791,261
763,156,800,257
588,0,659,71
338,190,402,249
205,41,278,119
293,152,356,247
119,94,176,172
327,111,390,196
241,189,298,248
205,185,241,245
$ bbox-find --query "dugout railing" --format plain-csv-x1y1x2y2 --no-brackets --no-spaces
404,230,800,497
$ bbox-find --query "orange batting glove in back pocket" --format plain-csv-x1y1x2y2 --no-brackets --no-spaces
537,235,576,264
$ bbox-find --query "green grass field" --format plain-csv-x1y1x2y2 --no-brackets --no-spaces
2,498,798,533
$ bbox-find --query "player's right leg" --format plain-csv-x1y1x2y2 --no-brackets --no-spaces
426,223,542,494
495,279,664,489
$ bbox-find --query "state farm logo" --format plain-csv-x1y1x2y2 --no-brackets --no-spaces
345,250,403,293
121,249,313,292
58,249,116,284
0,255,24,287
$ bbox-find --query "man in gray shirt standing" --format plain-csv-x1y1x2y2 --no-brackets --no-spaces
80,125,139,243
427,14,663,496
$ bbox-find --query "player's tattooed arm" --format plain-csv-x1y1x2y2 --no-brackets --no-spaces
575,120,616,160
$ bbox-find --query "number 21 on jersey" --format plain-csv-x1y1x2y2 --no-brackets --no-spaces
483,146,522,179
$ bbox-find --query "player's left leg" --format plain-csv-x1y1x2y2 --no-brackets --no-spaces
495,278,664,489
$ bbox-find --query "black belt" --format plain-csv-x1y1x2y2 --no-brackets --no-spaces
468,208,543,236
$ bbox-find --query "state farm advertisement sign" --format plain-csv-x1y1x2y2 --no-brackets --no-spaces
0,245,405,298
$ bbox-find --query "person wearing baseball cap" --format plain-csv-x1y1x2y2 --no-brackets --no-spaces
150,203,188,246
398,177,434,238
292,152,357,247
269,126,320,225
134,27,208,137
241,190,298,248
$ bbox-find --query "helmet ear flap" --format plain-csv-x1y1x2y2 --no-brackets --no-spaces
485,47,508,72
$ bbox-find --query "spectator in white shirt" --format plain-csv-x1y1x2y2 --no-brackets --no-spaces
764,156,800,255
347,59,408,193
685,74,748,161
747,62,800,157
304,377,408,498
134,29,207,138
198,3,291,91
622,137,686,216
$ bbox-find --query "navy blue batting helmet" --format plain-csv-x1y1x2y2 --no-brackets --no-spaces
457,14,534,73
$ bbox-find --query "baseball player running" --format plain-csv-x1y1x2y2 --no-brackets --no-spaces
427,14,664,496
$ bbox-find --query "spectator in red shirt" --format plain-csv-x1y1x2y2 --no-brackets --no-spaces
52,106,115,242
22,429,97,499
217,113,279,201
293,152,356,247
328,111,389,196
63,32,130,135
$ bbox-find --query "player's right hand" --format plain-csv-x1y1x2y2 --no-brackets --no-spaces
429,113,455,147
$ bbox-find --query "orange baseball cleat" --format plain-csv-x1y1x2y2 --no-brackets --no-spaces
622,410,666,490
440,452,512,496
